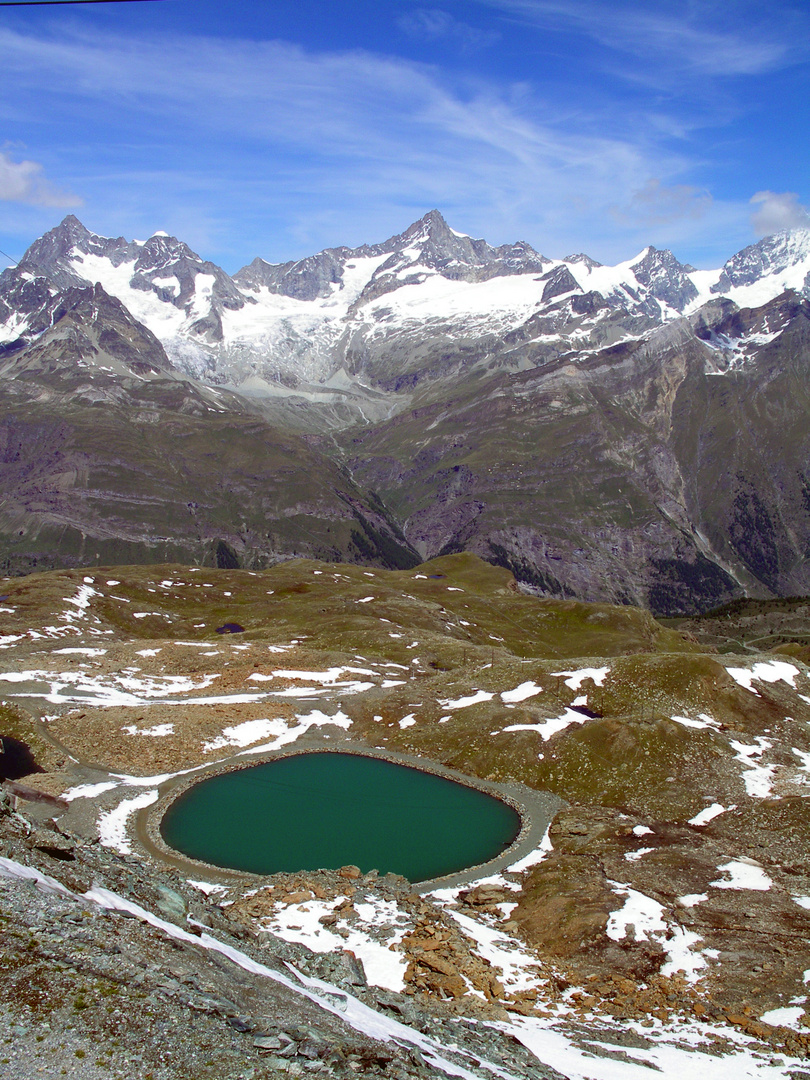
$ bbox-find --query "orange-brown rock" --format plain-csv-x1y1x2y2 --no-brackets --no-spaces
339,865,362,879
419,953,460,978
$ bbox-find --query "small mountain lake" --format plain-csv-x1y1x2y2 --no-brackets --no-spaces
159,752,521,882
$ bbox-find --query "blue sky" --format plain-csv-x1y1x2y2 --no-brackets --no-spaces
0,0,808,272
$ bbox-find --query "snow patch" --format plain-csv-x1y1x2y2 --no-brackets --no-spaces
97,790,159,854
551,666,609,690
63,781,119,802
689,803,733,827
607,883,707,980
501,708,589,741
439,690,494,709
709,859,772,891
726,660,800,694
122,723,175,737
730,738,776,797
501,681,543,704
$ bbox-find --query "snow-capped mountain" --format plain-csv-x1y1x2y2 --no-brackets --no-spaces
2,211,810,613
4,211,810,399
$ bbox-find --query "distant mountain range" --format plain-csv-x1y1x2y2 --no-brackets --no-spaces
2,211,809,614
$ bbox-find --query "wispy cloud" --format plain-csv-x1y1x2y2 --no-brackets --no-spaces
0,149,82,208
612,179,713,228
750,191,810,237
398,8,500,52
0,21,766,265
473,0,802,81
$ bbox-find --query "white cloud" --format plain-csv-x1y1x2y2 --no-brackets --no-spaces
0,28,693,224
0,150,81,208
750,190,810,236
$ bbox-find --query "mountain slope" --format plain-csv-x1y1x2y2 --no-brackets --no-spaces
0,284,419,577
338,291,810,613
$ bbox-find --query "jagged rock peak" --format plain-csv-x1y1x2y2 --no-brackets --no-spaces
15,215,131,290
133,232,207,273
396,208,457,243
629,246,700,312
234,247,355,301
564,253,603,269
540,264,582,302
42,213,97,249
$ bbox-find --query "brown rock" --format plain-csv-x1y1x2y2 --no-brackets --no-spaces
419,954,459,978
461,884,511,906
339,865,362,880
424,973,467,999
407,937,443,952
504,1000,536,1016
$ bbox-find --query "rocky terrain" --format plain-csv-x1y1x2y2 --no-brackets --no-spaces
1,214,810,612
1,554,810,1078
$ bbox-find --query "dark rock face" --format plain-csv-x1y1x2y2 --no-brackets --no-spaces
235,249,356,301
540,265,581,302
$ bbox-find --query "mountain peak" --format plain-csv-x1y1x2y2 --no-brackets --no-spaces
15,215,113,291
401,208,454,245
58,213,90,235
422,208,449,227
23,215,92,261
134,231,203,271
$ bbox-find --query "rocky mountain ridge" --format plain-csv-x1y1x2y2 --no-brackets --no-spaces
4,211,810,396
1,214,810,613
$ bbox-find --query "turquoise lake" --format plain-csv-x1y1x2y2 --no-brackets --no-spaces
159,752,521,881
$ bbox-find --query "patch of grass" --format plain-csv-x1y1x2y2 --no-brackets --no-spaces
528,716,726,819
3,552,698,660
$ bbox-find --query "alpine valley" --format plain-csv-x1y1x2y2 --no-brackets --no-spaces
3,210,810,615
